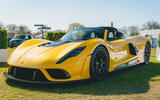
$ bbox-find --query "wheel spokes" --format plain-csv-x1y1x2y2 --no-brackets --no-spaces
144,44,151,63
93,49,108,79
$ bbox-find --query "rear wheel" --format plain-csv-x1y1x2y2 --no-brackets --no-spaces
90,46,109,81
144,43,151,64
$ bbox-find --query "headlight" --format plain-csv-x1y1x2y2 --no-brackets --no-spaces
56,46,86,64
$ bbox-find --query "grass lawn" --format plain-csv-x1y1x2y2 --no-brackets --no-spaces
0,48,160,100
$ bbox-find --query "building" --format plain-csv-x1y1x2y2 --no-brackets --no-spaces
35,33,46,39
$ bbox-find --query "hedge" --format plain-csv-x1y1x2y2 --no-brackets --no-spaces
45,32,66,41
0,30,7,49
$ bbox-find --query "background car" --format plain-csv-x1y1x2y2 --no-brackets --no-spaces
9,34,34,48
4,27,151,83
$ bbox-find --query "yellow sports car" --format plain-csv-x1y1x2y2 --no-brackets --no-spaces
4,27,151,83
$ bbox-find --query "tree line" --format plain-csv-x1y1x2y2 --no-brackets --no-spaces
1,20,160,38
119,20,160,36
0,22,31,38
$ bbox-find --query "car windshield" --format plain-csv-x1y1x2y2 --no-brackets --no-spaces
13,35,25,39
60,28,105,42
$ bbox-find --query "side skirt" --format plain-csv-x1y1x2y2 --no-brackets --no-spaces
112,59,141,72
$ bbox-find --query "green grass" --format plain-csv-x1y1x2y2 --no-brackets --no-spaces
0,48,160,100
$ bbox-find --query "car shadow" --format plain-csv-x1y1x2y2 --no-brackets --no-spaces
6,62,160,96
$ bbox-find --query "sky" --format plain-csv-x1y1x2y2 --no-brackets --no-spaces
0,0,160,31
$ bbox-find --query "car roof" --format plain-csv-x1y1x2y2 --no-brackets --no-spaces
98,27,118,31
77,27,117,31
15,34,32,36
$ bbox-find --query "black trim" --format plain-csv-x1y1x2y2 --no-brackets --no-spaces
46,69,70,79
39,41,73,47
4,72,89,84
8,67,49,82
129,43,138,55
56,46,86,64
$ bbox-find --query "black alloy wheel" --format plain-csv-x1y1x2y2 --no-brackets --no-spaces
144,43,151,64
90,46,109,81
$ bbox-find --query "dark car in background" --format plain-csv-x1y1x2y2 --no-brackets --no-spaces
9,34,34,48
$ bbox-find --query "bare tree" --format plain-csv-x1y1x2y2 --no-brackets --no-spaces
118,26,130,38
68,23,84,32
119,26,129,34
16,25,31,34
129,26,140,36
0,22,4,29
142,20,160,30
6,24,17,38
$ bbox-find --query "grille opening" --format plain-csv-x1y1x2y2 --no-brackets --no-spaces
46,69,70,79
8,67,49,82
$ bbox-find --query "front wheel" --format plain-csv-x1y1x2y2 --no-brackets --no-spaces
144,43,151,64
90,46,109,81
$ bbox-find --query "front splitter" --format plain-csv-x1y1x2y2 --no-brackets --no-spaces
4,72,62,84
4,72,88,84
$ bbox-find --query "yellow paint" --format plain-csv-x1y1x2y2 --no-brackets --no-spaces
7,31,151,82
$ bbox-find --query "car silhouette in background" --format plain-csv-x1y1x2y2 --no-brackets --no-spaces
9,34,34,48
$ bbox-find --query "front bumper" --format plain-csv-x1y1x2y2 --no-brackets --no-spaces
4,72,88,84
4,66,74,84
4,72,54,84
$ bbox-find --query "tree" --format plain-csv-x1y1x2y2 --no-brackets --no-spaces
118,26,129,38
0,22,4,29
145,34,152,40
142,20,160,30
129,26,140,36
119,26,129,33
6,24,17,38
159,33,160,41
68,23,84,32
16,25,31,34
158,33,160,47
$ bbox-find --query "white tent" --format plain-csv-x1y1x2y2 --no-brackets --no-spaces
157,48,160,61
140,29,160,38
35,33,46,39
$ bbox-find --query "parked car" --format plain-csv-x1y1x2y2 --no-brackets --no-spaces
9,34,34,48
4,27,151,83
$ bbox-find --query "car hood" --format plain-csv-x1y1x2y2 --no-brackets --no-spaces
10,39,24,42
8,41,83,68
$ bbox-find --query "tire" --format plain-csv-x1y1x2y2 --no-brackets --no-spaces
144,43,151,64
90,46,109,81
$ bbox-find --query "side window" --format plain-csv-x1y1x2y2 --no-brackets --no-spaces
83,29,104,40
106,28,124,41
90,32,96,38
107,31,115,41
115,32,124,40
25,35,29,40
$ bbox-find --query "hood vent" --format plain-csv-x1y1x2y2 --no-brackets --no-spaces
39,41,80,47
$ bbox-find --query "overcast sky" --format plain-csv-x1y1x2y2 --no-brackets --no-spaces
0,0,160,31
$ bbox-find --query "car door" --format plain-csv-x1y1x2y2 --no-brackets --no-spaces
106,29,129,68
